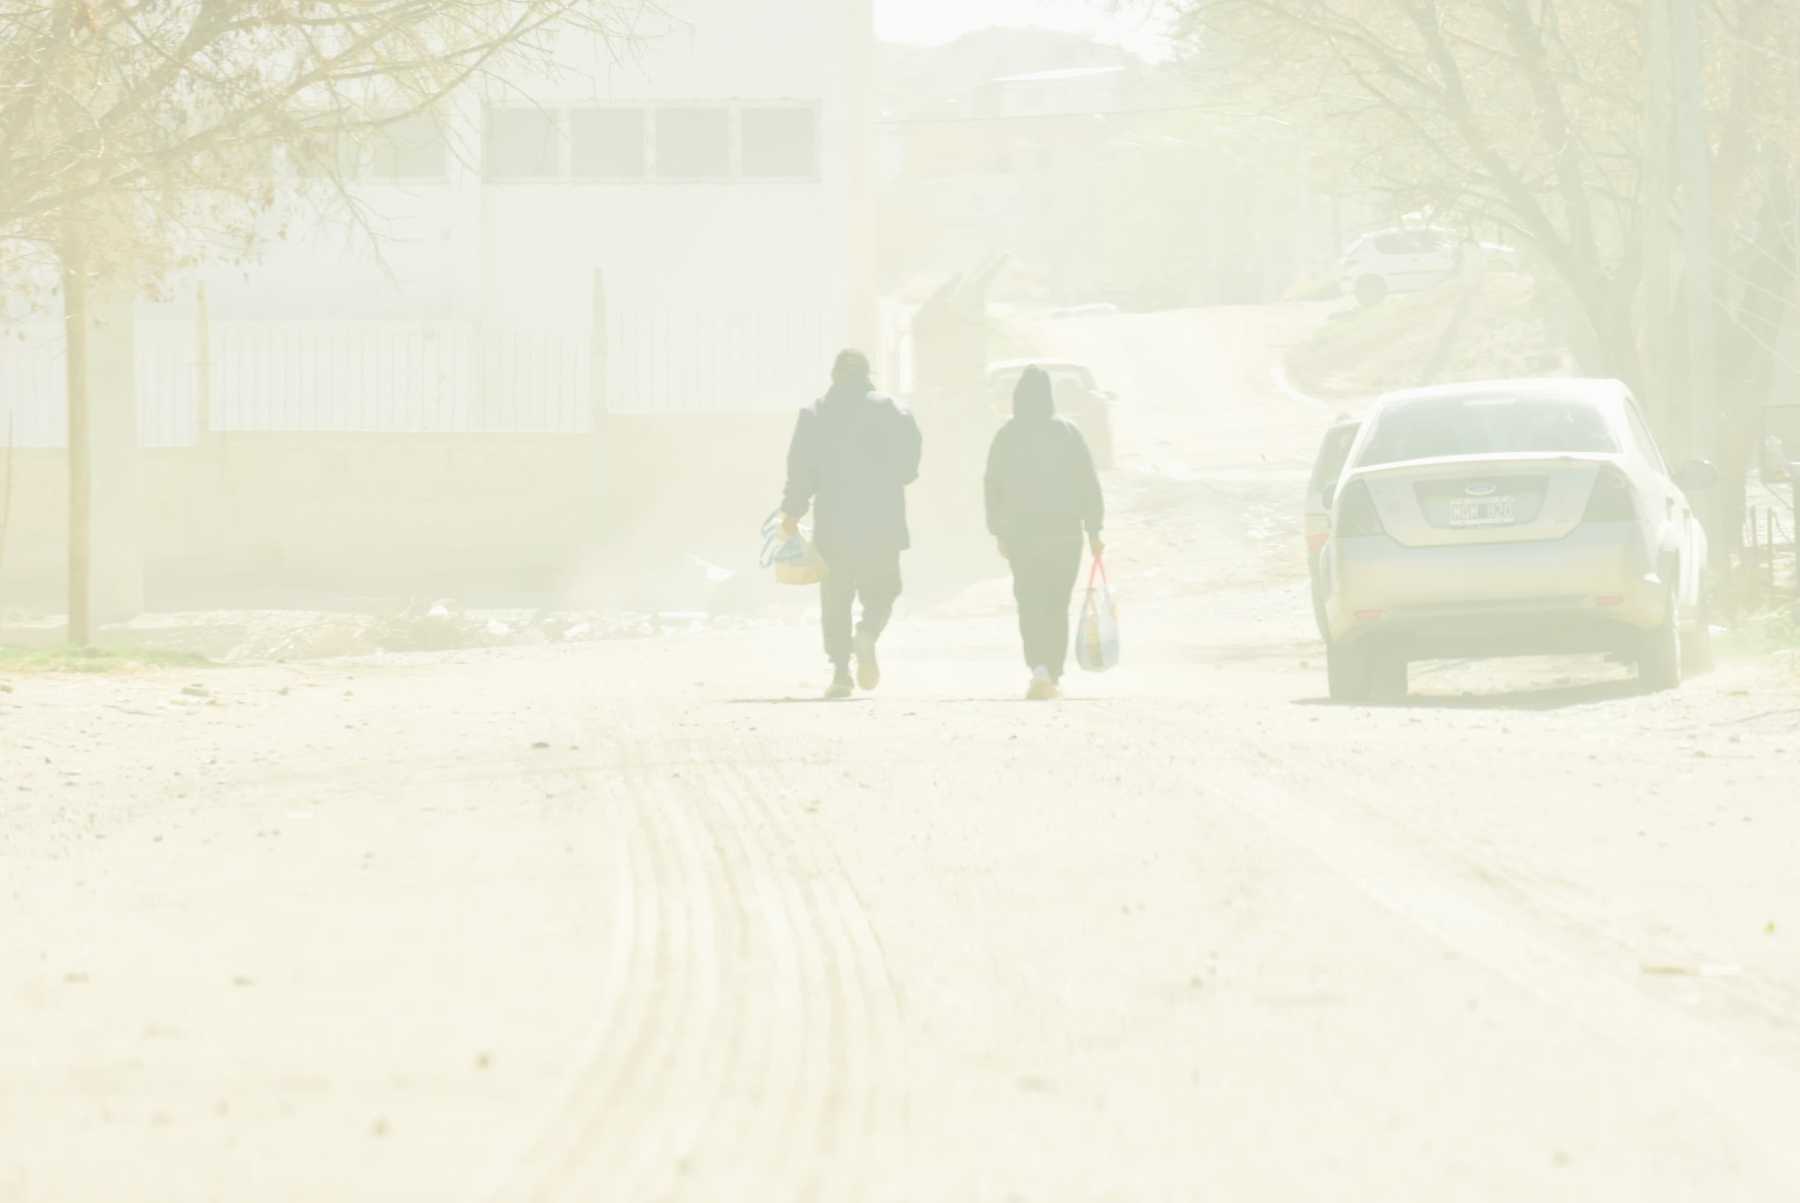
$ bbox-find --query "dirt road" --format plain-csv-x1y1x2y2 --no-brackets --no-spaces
5,307,1799,1202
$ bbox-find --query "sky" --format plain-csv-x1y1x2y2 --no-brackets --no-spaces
875,0,1175,59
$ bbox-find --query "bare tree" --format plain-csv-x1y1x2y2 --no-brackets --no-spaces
0,0,658,641
1704,0,1800,550
1174,0,1800,555
1177,2,1651,372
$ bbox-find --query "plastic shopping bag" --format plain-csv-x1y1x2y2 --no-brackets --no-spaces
1075,556,1120,672
760,510,828,586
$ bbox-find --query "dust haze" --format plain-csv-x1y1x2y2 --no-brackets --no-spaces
3,0,1799,1199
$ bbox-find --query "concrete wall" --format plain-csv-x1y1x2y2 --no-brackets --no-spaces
0,392,1014,618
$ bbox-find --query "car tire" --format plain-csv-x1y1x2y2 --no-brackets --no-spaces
1354,274,1389,307
1637,584,1683,692
1681,583,1714,676
1326,639,1372,703
1369,653,1408,702
1310,578,1330,642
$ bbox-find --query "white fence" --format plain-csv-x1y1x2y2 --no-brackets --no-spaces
606,303,839,415
210,321,592,434
0,320,593,447
1,304,838,447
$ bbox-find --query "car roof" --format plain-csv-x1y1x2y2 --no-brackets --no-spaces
1362,224,1456,238
987,359,1090,373
1370,377,1628,413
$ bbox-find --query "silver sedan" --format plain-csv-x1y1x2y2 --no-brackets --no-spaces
1319,379,1714,701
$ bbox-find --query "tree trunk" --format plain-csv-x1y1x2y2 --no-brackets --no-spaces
61,240,91,647
1715,171,1797,570
1563,270,1644,390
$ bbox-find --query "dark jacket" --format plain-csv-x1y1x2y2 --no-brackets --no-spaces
985,368,1104,542
782,384,923,557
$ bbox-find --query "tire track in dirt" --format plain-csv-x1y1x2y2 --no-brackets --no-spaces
478,742,674,1201
713,742,906,1202
481,717,903,1202
578,746,715,1197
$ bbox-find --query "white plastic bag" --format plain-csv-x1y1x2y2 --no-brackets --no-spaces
1075,556,1120,672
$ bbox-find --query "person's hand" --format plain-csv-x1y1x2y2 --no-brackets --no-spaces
781,514,800,539
1088,531,1105,558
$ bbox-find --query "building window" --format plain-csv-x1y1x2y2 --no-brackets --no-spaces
367,114,448,181
485,107,559,179
571,108,647,180
740,106,818,178
655,107,731,178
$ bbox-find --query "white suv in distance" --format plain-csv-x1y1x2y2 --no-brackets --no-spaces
1340,227,1517,307
1319,379,1714,702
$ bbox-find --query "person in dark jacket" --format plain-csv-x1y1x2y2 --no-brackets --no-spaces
985,364,1105,700
782,350,923,699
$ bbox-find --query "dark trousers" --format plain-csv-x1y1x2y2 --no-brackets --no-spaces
820,547,903,667
1007,534,1083,681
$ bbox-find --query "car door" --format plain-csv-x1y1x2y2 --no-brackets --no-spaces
1370,232,1412,288
1306,423,1359,562
1623,399,1703,606
1420,229,1463,283
1339,236,1369,286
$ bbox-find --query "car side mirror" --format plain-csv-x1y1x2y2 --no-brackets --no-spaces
1673,460,1717,491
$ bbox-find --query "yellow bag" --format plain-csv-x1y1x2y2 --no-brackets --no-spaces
761,511,829,586
775,541,828,586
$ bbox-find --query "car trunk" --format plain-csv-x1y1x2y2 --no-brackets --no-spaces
1356,453,1620,548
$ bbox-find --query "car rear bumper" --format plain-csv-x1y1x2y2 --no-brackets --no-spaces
1325,524,1664,656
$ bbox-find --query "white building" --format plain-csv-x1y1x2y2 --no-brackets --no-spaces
157,0,878,424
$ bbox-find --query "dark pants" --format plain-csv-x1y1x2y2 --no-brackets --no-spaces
820,547,903,668
1007,534,1083,681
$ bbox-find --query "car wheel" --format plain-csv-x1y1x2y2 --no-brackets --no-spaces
1369,653,1408,702
1310,577,1330,643
1326,639,1372,703
1637,584,1683,692
1354,274,1389,307
1681,583,1714,676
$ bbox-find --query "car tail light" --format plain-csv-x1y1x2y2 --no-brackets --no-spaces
1583,466,1637,523
1335,479,1387,537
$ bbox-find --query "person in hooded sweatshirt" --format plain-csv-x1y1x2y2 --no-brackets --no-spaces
781,350,923,699
985,365,1106,700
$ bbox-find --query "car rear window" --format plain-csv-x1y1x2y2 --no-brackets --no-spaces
1358,395,1617,467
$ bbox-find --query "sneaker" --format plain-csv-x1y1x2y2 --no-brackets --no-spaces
1025,666,1055,701
853,629,881,691
825,668,853,700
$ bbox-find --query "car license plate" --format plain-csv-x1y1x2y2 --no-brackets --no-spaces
1447,496,1516,527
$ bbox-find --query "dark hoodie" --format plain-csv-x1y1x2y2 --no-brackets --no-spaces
782,377,923,557
984,366,1104,542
